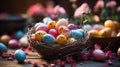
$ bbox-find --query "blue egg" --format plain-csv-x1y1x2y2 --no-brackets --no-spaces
16,30,24,39
83,24,92,31
77,29,85,36
14,49,26,62
0,43,8,53
43,34,56,44
70,30,83,40
43,17,52,24
34,22,45,28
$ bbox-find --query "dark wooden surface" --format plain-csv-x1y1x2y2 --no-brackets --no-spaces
1,50,120,67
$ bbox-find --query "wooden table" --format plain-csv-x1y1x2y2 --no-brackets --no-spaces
1,50,120,67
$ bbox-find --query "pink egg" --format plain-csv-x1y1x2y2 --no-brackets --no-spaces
35,25,50,32
67,23,77,30
48,29,58,38
92,24,104,31
8,39,20,49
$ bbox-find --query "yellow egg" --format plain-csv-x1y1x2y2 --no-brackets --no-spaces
88,30,100,37
56,18,68,29
104,20,116,30
48,21,56,29
35,30,47,41
99,28,112,37
113,21,120,30
56,34,67,45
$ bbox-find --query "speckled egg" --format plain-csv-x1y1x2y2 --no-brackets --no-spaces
70,30,83,40
15,30,24,39
43,34,56,44
67,23,77,30
56,34,67,45
56,18,68,29
0,43,8,53
14,49,26,62
35,25,50,32
67,38,76,43
58,25,70,34
83,24,92,31
48,21,56,29
48,29,58,38
76,29,85,36
35,30,47,41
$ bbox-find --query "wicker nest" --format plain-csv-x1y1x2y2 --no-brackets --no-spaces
27,27,92,60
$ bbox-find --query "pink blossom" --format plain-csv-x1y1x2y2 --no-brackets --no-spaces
93,15,100,22
94,0,104,13
106,1,117,8
46,5,54,15
117,6,120,12
53,5,66,15
74,3,89,18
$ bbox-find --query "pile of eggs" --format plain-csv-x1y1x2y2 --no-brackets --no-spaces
30,17,85,45
85,20,120,37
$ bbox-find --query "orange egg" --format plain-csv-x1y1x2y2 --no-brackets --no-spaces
56,34,67,45
113,21,120,30
48,21,56,29
88,30,100,37
104,20,116,30
0,34,11,45
35,30,47,41
99,28,112,37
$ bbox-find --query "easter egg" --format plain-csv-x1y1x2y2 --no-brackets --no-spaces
117,32,120,37
104,20,116,30
83,24,92,31
58,25,70,34
48,29,58,38
48,21,56,29
56,18,68,29
56,34,67,45
43,17,52,24
0,43,8,53
34,22,45,28
8,39,20,49
35,25,49,32
88,30,100,37
70,30,83,40
67,38,76,43
14,49,26,62
35,30,47,41
113,21,120,30
92,24,104,31
19,35,29,48
43,34,56,44
77,29,85,36
99,28,112,37
15,30,24,39
67,23,77,30
0,34,11,45
117,48,120,58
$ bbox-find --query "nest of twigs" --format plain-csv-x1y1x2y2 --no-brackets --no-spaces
27,27,92,61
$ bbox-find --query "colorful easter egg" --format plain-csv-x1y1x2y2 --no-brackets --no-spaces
67,38,76,43
34,22,45,28
67,23,77,30
88,30,100,37
56,34,67,45
0,43,8,53
77,29,85,36
15,30,24,39
104,20,116,30
19,35,29,48
43,17,52,24
83,24,92,31
0,34,11,45
35,25,49,32
70,30,83,40
48,21,56,29
35,30,47,41
58,25,70,34
92,24,104,31
14,49,26,62
8,39,20,49
99,28,112,37
43,34,56,44
56,18,68,29
48,29,58,38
